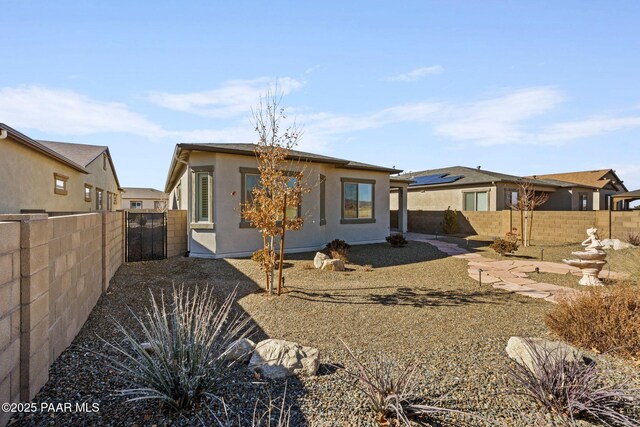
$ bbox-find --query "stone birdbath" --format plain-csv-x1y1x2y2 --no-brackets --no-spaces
563,227,607,286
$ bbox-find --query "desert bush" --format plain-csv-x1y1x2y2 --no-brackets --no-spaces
386,233,408,248
326,239,351,262
442,207,459,234
626,232,640,246
102,286,253,411
341,341,476,426
489,234,519,256
545,283,640,358
251,248,275,265
507,338,639,426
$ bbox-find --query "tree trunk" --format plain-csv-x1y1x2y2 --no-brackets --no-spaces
528,208,534,246
277,195,287,296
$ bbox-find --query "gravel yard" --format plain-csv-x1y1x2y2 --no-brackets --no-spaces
10,241,639,426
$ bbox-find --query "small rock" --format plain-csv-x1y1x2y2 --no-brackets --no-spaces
601,238,635,250
506,337,583,372
224,338,256,362
249,339,320,379
140,342,155,354
321,259,345,271
314,252,330,269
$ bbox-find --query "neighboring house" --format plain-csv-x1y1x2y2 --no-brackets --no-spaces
0,123,122,215
526,169,627,210
392,166,626,212
165,143,402,258
122,187,168,210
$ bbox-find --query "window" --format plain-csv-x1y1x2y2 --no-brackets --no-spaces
113,193,118,206
84,184,93,202
130,201,142,209
240,167,301,227
96,188,103,210
341,178,375,223
579,193,588,211
463,191,489,211
107,192,113,211
191,166,214,227
505,189,518,209
54,173,68,195
320,174,326,226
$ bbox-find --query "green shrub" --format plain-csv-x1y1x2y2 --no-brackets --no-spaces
102,286,253,411
490,235,519,256
442,207,459,234
326,239,351,262
386,233,408,248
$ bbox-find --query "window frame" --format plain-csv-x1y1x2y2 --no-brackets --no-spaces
240,167,302,228
84,184,93,202
53,173,68,196
578,192,588,211
504,189,518,209
462,190,490,211
190,166,214,230
130,201,142,209
96,188,104,210
340,178,376,224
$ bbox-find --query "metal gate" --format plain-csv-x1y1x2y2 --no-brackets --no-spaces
125,212,167,262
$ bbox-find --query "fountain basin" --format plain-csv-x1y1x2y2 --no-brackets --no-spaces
563,259,606,269
569,251,607,261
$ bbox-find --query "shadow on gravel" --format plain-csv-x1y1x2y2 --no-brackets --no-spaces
285,285,516,308
10,257,311,427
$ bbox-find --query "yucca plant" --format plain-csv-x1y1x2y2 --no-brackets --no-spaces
102,285,253,411
507,339,639,426
341,341,478,426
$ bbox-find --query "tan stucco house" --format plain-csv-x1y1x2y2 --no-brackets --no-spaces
122,187,168,210
393,166,627,212
0,123,122,215
165,143,402,258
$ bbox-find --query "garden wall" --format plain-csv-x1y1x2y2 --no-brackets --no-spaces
167,210,187,258
0,213,125,427
407,209,640,243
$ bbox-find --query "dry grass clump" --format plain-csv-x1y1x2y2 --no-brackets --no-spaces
326,239,351,262
545,282,640,358
626,232,640,247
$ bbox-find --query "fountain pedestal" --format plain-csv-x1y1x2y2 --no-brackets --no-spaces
563,228,607,286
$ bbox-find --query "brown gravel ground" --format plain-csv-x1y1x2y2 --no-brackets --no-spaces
10,241,639,426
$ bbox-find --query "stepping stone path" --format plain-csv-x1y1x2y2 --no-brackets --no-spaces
404,233,627,304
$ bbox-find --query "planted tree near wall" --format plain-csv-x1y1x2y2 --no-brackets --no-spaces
508,180,549,247
243,90,310,295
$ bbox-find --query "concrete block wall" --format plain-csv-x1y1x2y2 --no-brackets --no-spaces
167,210,187,258
48,214,103,363
0,212,125,426
0,222,21,427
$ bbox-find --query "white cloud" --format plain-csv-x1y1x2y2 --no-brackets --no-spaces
148,77,304,118
387,66,443,82
433,87,565,145
0,85,166,137
538,116,640,143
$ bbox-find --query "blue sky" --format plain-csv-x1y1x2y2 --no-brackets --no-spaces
2,0,639,190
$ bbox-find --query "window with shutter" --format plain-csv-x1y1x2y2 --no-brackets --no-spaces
196,172,210,222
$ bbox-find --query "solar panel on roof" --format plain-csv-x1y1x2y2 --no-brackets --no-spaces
410,173,464,186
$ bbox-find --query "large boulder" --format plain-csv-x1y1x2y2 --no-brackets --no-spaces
314,252,330,269
249,339,320,379
506,337,583,372
601,238,635,250
321,259,345,271
224,338,256,362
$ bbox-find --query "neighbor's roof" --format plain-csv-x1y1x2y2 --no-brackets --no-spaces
165,143,402,192
38,140,108,168
1,123,88,173
612,189,640,199
122,187,168,199
526,169,627,191
399,166,569,189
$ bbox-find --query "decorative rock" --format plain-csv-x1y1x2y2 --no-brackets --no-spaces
601,238,635,250
249,339,320,379
140,342,155,354
321,259,345,271
506,337,583,372
314,252,330,269
224,338,256,362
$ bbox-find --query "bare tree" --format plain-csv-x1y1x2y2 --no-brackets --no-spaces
242,89,310,295
507,180,549,247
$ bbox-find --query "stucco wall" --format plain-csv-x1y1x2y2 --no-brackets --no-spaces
0,135,120,214
174,152,391,258
0,222,21,427
406,185,497,211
